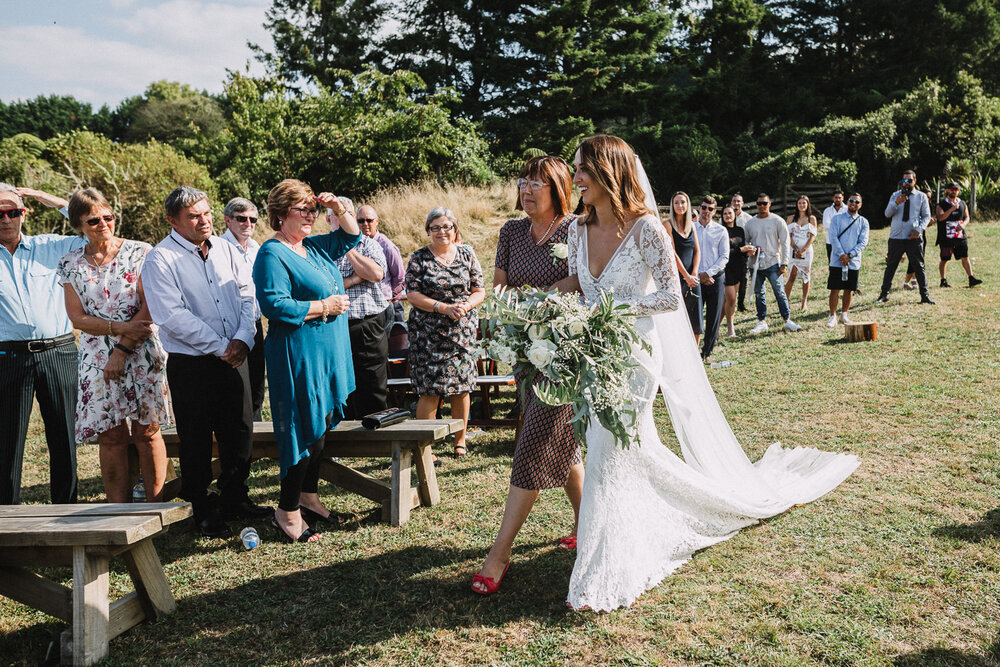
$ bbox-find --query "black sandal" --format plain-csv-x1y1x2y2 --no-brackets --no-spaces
453,445,468,457
271,513,321,543
300,506,345,527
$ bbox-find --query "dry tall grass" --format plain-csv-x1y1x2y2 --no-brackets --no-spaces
251,180,519,279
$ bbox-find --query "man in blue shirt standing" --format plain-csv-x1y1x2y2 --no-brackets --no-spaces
877,170,934,304
826,194,870,328
0,185,85,504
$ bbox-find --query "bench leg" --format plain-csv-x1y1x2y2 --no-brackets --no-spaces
71,546,109,666
121,538,176,620
390,442,413,526
412,441,441,507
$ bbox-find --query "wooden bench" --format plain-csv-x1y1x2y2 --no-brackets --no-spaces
0,502,192,666
156,419,462,526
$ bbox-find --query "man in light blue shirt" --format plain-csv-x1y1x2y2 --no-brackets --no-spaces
826,193,869,328
695,196,729,361
877,169,934,304
0,185,84,505
143,186,269,537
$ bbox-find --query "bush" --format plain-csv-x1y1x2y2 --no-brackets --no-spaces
1,131,218,243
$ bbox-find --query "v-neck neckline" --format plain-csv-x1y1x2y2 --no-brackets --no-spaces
583,218,643,282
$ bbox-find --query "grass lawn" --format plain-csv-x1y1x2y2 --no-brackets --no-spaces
2,219,998,666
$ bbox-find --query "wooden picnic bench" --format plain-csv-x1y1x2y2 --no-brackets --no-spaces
155,419,463,526
0,502,192,666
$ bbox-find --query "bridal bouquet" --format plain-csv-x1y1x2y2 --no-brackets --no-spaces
479,286,648,449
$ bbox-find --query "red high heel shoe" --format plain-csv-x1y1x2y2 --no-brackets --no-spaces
470,562,510,595
557,536,577,550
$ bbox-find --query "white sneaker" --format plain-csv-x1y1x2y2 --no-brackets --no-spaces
840,312,852,324
902,280,915,290
751,320,768,335
827,314,838,328
784,319,802,332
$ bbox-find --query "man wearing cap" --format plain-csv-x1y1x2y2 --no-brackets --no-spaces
0,185,84,505
221,197,266,420
826,194,869,328
934,182,982,289
877,170,934,304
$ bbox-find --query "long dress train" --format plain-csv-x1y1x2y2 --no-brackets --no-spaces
565,214,859,611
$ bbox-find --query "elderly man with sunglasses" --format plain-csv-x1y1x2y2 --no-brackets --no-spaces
221,197,266,421
356,205,406,327
877,170,934,304
0,184,85,505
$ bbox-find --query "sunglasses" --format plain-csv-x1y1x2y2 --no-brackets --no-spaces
901,178,914,184
84,214,115,226
357,218,377,224
700,205,715,211
756,201,769,206
289,206,319,217
233,214,257,224
847,198,861,204
0,208,25,220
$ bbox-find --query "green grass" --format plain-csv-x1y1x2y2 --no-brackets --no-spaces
2,221,999,666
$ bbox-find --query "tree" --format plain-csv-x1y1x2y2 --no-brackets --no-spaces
124,81,227,165
251,0,393,89
0,95,103,139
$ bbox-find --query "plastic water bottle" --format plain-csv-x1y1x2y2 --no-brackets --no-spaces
841,265,849,281
240,527,259,550
131,476,146,503
710,360,734,368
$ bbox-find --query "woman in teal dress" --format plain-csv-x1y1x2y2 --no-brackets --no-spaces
253,179,361,544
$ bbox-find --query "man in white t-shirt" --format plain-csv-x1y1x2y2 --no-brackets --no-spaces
821,190,847,261
744,193,801,334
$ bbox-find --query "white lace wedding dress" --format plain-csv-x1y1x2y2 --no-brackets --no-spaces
565,214,859,611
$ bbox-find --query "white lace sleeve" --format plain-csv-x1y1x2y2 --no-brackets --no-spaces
566,220,579,276
625,216,681,316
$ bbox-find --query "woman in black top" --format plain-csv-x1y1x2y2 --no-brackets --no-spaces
721,205,745,338
668,191,702,340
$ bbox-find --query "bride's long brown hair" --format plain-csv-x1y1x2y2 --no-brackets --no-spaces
575,135,654,237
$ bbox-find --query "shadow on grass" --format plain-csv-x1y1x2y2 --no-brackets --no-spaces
933,508,1000,543
893,635,1000,666
2,544,585,664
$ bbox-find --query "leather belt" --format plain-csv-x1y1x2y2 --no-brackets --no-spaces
0,333,76,353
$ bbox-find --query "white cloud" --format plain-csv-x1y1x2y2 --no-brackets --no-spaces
0,1,272,107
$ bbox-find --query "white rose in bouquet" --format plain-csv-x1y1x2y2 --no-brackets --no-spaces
491,342,517,366
550,242,569,262
527,323,550,341
566,318,587,336
526,339,557,369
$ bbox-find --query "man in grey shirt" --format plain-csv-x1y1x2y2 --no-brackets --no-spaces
877,170,934,304
745,193,801,334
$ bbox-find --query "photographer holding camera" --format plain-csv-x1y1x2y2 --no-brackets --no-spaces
876,170,934,304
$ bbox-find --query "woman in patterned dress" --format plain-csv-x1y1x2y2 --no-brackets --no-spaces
405,207,486,457
58,188,170,502
471,156,584,595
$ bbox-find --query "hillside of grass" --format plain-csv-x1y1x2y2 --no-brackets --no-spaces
3,185,998,666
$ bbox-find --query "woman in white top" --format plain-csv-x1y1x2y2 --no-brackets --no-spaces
784,195,817,311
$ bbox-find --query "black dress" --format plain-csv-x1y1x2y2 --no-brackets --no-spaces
494,217,582,490
672,227,703,335
724,224,747,286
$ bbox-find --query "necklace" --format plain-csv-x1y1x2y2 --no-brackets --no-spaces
85,238,121,267
429,243,456,266
531,214,560,246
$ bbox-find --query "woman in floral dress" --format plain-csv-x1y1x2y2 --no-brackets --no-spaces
405,207,485,457
58,188,170,502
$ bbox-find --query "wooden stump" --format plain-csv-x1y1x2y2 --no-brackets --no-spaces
845,321,878,341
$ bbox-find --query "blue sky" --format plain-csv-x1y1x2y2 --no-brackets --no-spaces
0,0,273,109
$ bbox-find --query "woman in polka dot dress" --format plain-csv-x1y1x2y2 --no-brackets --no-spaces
472,156,584,594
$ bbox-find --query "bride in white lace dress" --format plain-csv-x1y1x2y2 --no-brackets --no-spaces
563,136,859,611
